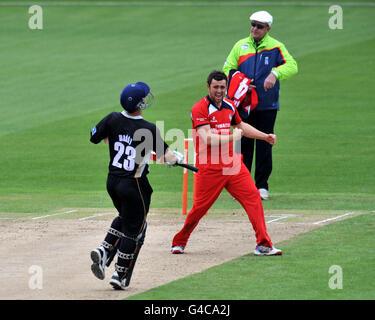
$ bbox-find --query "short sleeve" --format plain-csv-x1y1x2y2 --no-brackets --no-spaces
191,104,210,129
90,113,112,144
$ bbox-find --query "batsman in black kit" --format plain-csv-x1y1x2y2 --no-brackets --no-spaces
89,82,184,290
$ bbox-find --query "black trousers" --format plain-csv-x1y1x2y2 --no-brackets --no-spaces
106,174,153,236
103,174,153,276
240,109,278,191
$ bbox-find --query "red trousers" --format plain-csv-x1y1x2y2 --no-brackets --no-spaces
172,161,273,248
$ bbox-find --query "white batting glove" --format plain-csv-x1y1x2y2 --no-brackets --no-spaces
165,151,184,168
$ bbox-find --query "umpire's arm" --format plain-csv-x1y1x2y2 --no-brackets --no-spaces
222,42,241,76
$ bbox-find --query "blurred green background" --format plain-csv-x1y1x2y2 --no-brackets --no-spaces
0,1,374,214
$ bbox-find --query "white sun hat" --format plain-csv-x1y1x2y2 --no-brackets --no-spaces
249,11,273,26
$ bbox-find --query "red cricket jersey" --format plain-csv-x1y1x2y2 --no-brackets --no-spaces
191,95,242,169
227,71,258,117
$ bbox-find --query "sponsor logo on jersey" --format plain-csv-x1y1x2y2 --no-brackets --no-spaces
211,116,218,123
196,117,207,122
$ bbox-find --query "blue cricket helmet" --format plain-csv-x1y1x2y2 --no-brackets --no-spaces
120,82,154,113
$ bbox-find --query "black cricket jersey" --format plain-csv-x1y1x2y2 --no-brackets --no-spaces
90,111,168,178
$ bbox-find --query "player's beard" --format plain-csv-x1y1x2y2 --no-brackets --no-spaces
211,93,224,107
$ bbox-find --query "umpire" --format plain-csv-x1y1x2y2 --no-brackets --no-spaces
89,82,183,290
223,10,298,200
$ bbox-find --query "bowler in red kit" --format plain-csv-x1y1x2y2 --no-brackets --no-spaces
171,70,282,256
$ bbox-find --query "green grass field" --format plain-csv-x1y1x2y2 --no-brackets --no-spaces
128,213,375,300
1,0,374,300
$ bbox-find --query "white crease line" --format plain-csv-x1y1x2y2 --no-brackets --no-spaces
312,212,354,225
267,216,289,224
266,214,296,224
78,212,113,221
267,216,288,223
32,209,77,220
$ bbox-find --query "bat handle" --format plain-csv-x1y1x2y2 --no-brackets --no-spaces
177,163,199,173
